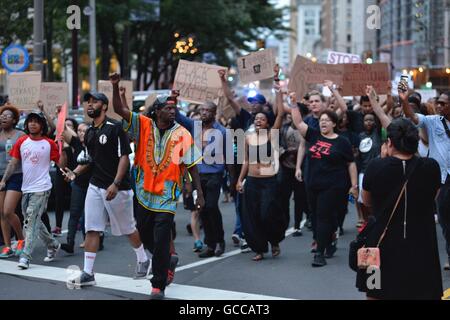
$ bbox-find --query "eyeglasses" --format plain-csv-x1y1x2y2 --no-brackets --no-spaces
0,114,14,119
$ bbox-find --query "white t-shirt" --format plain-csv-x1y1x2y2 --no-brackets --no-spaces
10,136,60,194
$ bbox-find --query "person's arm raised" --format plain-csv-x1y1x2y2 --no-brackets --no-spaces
398,82,419,125
366,85,391,129
289,92,308,138
110,73,131,120
324,80,347,116
218,69,241,115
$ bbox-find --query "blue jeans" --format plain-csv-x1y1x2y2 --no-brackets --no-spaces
66,182,87,245
438,175,450,261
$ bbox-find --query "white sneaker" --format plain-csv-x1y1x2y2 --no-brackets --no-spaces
18,257,30,270
44,243,61,262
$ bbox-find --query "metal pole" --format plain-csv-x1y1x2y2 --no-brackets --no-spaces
89,0,97,91
33,0,44,78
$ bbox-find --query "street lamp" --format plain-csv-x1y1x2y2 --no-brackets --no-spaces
84,0,96,92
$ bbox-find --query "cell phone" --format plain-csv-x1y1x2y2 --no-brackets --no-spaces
398,76,409,93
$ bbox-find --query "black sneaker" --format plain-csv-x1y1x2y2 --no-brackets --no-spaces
61,243,74,255
324,243,337,259
215,241,225,257
198,248,215,258
305,219,312,231
292,229,303,237
312,254,327,267
68,271,96,288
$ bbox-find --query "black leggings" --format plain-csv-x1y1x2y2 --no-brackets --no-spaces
307,187,347,254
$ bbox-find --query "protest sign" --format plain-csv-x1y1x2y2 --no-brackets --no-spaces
288,56,344,99
173,60,227,104
40,82,69,115
7,71,41,111
327,51,361,64
289,55,390,98
237,49,276,84
341,63,390,96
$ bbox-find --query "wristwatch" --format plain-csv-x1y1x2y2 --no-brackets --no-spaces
113,180,121,187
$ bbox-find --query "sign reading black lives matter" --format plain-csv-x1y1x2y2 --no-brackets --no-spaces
173,60,227,104
7,71,42,111
237,49,276,84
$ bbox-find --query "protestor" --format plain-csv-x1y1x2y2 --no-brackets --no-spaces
236,74,285,262
0,105,25,258
176,99,232,258
59,122,104,254
0,111,62,269
110,74,205,300
291,92,358,267
52,118,79,237
400,83,450,271
357,118,443,300
64,91,149,288
276,84,309,237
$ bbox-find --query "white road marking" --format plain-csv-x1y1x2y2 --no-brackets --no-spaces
0,260,293,300
176,228,295,272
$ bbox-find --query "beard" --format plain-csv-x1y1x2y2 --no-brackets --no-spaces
87,107,102,119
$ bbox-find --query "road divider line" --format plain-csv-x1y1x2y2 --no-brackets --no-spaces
0,260,292,300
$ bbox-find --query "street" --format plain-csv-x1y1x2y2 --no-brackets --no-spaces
0,196,449,300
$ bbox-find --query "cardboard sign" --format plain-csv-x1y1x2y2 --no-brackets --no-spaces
341,63,390,96
237,49,276,84
7,71,42,111
327,51,361,64
40,82,69,115
83,80,133,121
288,56,344,99
289,55,390,98
173,60,227,104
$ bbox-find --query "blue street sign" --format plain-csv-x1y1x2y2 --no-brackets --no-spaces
1,44,30,73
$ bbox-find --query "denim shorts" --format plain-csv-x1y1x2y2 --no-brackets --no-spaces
0,173,23,192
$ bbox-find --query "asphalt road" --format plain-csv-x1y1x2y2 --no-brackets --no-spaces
0,195,449,301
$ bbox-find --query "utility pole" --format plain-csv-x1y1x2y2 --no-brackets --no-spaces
88,0,97,91
33,0,44,78
72,0,79,108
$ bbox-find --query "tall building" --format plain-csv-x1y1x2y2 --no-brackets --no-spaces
318,0,377,62
292,0,322,58
378,0,449,69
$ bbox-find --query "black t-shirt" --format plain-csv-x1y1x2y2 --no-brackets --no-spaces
305,127,354,189
347,110,365,134
69,137,92,189
85,117,132,190
357,130,381,173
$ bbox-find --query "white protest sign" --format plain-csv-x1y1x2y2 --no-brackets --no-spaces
237,49,276,84
327,51,361,64
7,71,42,111
173,60,227,104
40,82,69,115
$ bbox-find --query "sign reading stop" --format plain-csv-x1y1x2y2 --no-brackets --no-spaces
1,44,30,73
327,51,361,64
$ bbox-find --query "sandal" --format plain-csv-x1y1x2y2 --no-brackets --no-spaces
271,245,281,257
252,253,264,261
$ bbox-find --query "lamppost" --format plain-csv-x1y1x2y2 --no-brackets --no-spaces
84,1,97,92
33,0,44,78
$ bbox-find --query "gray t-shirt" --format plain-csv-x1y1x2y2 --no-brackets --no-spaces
0,130,23,175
